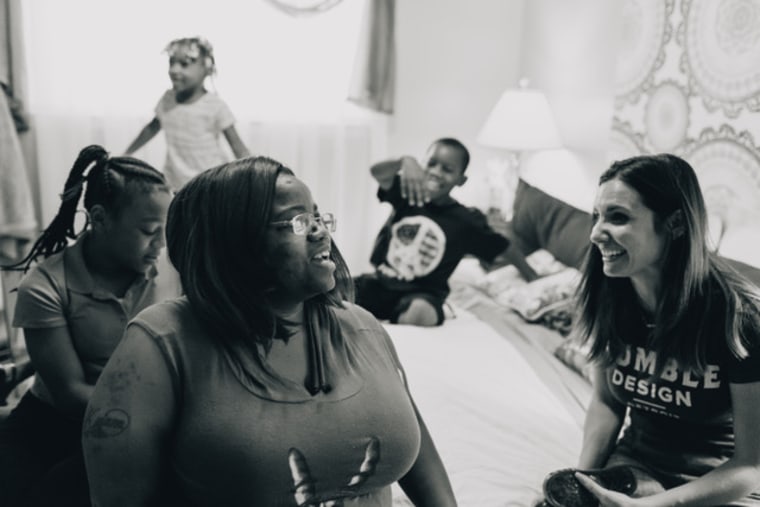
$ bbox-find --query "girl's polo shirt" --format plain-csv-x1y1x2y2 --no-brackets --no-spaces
12,234,160,407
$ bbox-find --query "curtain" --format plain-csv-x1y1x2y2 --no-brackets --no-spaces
347,0,395,114
0,0,36,263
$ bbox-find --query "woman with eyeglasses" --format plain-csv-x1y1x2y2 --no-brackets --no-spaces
82,156,457,506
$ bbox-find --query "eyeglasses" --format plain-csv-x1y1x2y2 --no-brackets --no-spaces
269,212,336,235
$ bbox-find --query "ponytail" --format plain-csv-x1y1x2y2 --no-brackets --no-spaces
2,145,167,273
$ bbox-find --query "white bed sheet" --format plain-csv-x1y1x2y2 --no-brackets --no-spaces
386,305,583,507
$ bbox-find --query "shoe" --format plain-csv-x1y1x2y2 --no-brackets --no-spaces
542,466,636,507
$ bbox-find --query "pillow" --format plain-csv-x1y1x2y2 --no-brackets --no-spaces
554,338,593,382
511,179,592,269
501,267,581,322
480,249,568,300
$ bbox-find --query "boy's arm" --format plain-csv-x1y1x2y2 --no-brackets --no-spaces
370,156,429,206
481,211,538,281
125,117,161,155
502,245,538,281
222,125,251,159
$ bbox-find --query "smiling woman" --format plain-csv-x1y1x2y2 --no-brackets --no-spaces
540,154,760,507
82,155,458,506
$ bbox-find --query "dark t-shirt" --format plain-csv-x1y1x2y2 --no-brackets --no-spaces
369,175,508,298
608,309,760,474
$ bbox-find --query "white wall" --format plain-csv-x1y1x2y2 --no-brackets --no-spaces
519,0,621,211
385,0,619,215
387,0,526,208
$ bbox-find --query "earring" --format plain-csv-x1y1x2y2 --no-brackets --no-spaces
74,209,91,237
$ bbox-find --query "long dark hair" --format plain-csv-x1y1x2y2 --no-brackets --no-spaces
3,145,168,272
166,156,353,391
577,154,760,376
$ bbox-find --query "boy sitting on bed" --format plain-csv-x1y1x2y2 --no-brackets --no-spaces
355,137,536,327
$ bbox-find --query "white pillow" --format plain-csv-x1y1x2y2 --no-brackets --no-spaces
479,249,567,299
501,267,582,321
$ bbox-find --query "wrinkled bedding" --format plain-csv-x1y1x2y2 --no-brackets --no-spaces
386,293,588,507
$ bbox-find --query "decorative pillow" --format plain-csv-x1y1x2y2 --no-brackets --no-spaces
480,249,568,300
501,267,581,322
511,179,592,269
554,337,593,382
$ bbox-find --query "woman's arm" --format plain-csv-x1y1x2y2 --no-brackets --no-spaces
397,401,457,507
583,381,760,507
222,125,250,159
577,364,627,469
125,117,161,155
24,326,93,418
82,324,176,507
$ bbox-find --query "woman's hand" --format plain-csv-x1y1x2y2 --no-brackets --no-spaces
575,473,644,507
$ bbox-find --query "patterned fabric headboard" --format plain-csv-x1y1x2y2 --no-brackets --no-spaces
608,0,760,269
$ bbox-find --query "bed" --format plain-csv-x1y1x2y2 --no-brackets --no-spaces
386,174,760,507
388,285,589,507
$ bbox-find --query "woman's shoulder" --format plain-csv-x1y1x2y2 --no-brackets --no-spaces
131,297,196,336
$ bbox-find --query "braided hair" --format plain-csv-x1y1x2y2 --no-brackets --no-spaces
165,36,216,75
3,145,169,273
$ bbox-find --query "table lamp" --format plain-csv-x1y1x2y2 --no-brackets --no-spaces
477,78,562,218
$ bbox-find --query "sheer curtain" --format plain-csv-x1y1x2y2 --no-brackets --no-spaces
21,0,388,273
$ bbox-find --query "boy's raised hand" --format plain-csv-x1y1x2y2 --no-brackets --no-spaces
399,156,430,207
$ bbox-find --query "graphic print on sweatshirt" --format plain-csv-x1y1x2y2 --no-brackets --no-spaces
377,216,445,281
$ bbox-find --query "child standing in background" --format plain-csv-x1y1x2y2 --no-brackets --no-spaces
125,36,250,190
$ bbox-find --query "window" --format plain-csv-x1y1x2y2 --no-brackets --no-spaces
22,0,365,121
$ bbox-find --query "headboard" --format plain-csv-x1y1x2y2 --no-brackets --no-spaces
683,126,760,268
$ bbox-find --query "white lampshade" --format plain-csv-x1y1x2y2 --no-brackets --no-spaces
477,83,562,151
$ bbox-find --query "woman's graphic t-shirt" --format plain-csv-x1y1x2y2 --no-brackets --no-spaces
133,299,421,506
608,316,760,476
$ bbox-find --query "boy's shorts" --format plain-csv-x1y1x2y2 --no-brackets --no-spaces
354,274,445,326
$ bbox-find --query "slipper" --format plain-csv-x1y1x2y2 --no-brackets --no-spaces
542,466,637,507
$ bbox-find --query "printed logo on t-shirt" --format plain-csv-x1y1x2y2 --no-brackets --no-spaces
378,216,446,281
289,437,380,505
609,344,723,420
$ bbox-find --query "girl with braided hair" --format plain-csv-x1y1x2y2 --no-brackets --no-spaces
0,145,172,506
125,36,250,190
